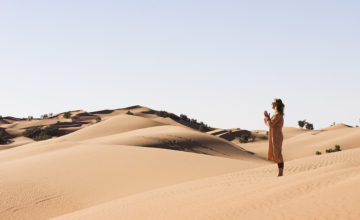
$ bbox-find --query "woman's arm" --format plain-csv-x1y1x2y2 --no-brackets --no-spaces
266,113,281,128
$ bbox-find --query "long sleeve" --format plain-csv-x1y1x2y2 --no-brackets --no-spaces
264,117,270,127
266,113,281,128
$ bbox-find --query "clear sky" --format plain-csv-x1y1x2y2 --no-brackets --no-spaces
1,1,359,130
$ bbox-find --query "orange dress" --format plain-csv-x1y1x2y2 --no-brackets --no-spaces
264,113,284,163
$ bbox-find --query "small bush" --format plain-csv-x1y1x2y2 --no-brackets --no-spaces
298,119,306,129
49,113,53,117
199,124,213,132
305,122,314,130
0,131,9,144
57,121,60,124
156,111,169,117
237,128,240,130
28,116,33,121
240,134,249,143
0,115,2,120
169,113,180,120
41,114,49,119
250,134,256,142
266,131,269,138
22,125,59,141
95,116,101,123
190,118,199,124
63,111,72,119
126,111,134,115
229,130,232,134
316,151,322,155
335,145,341,151
356,125,359,127
325,145,341,153
180,114,190,122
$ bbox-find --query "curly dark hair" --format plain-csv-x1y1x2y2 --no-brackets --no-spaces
274,99,285,115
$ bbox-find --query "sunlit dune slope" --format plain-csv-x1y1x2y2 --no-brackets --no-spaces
0,142,267,220
242,124,360,161
52,147,360,220
63,115,166,142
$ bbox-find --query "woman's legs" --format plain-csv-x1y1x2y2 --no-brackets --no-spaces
277,162,284,176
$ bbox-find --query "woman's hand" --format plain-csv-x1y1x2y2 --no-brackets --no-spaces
264,111,269,118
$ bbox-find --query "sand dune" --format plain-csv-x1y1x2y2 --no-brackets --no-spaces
63,115,166,142
0,142,267,220
51,148,360,220
242,125,360,161
0,106,269,219
1,106,360,220
80,125,261,160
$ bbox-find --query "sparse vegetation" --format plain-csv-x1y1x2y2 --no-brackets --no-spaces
155,111,180,120
240,134,249,143
95,116,101,123
180,114,189,122
156,110,169,117
169,113,180,120
63,111,72,119
41,114,49,119
266,131,269,138
0,131,9,144
325,145,341,153
305,122,314,130
28,116,33,121
356,125,359,127
0,115,2,120
229,130,232,134
237,128,240,130
126,111,134,115
298,119,306,129
190,118,198,124
199,123,214,132
22,125,59,141
57,121,60,124
49,113,53,117
250,134,256,142
316,151,322,155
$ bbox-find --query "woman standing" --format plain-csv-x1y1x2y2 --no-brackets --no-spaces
264,99,285,176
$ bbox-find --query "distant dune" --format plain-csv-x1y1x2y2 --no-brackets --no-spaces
244,124,360,161
0,106,359,220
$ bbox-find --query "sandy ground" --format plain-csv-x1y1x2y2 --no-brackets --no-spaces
1,106,359,220
52,148,360,220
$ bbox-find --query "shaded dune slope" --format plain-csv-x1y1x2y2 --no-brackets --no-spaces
80,125,259,160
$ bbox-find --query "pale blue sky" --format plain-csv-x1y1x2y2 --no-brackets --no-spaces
1,1,359,130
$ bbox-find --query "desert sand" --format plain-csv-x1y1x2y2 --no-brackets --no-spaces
0,106,359,220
